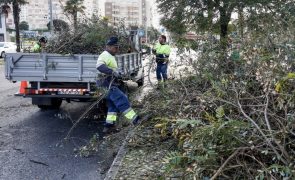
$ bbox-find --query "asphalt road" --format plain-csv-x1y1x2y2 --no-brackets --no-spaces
0,63,109,180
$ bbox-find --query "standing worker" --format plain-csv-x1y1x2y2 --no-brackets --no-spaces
96,37,144,134
153,35,171,88
32,37,47,53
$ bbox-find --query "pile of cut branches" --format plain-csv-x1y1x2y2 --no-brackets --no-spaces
46,18,135,54
131,20,295,180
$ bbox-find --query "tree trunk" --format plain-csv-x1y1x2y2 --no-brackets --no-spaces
218,6,234,74
238,5,244,40
207,0,214,30
219,7,230,52
73,12,77,32
12,1,20,52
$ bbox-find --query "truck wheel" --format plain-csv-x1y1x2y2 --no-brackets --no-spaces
118,81,129,94
37,105,49,110
1,51,5,58
51,98,62,109
37,98,62,110
137,78,144,87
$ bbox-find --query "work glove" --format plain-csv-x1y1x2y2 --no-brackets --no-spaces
112,70,122,79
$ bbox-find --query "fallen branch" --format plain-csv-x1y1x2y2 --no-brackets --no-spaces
64,93,106,140
233,83,288,165
210,148,241,180
29,159,49,167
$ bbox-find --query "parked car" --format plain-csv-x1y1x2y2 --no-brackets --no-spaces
0,42,17,58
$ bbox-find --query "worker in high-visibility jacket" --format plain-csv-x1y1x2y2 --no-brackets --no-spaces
153,35,171,85
96,37,143,134
32,37,47,53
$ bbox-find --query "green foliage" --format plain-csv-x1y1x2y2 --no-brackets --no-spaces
163,119,249,178
147,26,160,43
256,164,294,180
64,0,85,15
275,73,295,109
175,119,202,129
157,0,290,52
140,5,295,176
0,0,27,5
46,18,135,54
46,19,69,32
63,0,85,30
0,0,28,52
163,151,188,172
10,36,15,42
116,0,295,179
77,133,99,157
19,21,29,30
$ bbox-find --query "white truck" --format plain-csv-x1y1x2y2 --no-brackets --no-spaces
4,52,144,109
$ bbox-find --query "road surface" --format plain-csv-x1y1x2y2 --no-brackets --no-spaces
0,63,110,180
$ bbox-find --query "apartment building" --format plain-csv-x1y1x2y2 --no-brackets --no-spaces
84,0,99,18
104,0,152,27
0,13,7,41
19,0,52,30
6,0,100,30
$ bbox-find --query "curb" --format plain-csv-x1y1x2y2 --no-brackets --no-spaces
104,129,135,180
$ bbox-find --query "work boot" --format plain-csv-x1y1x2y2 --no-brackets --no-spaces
132,114,151,126
102,123,120,135
163,79,167,88
156,81,162,90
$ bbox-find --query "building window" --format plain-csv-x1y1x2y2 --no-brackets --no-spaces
0,34,4,42
0,14,2,28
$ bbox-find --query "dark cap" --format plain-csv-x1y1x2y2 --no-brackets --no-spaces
106,36,119,46
39,36,47,43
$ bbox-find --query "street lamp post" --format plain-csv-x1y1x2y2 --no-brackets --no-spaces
49,0,53,34
144,16,148,44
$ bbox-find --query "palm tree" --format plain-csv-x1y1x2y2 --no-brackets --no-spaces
1,3,10,17
63,0,85,31
0,0,27,52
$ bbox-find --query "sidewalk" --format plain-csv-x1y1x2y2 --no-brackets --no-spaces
111,124,175,179
104,50,196,179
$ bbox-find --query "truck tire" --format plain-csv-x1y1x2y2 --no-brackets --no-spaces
118,81,129,94
37,98,62,110
137,78,144,87
1,51,5,58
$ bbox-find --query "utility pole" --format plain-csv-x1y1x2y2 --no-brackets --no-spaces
145,18,148,44
49,0,54,35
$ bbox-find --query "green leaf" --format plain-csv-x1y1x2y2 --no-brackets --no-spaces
216,106,225,119
176,119,202,129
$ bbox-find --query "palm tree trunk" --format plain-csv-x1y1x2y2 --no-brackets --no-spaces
12,0,20,52
219,7,230,52
73,12,77,31
238,5,244,40
218,6,233,74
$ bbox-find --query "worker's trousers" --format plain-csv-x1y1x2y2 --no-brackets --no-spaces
105,86,137,125
156,63,168,81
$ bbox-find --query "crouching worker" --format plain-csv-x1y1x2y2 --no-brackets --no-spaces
32,37,47,53
96,37,143,134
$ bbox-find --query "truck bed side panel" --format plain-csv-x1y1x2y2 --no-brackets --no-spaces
5,53,142,82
